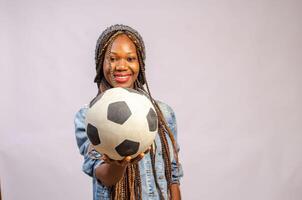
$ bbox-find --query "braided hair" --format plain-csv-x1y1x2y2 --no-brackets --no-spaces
93,24,179,200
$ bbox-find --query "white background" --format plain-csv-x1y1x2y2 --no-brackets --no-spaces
1,0,302,199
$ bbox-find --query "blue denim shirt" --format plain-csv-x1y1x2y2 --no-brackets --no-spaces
74,101,183,200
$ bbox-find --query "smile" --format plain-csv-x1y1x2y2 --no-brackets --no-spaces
114,74,132,83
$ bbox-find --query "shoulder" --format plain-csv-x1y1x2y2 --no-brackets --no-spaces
156,101,176,121
156,100,177,134
74,104,89,122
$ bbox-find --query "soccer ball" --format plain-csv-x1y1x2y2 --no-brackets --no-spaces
85,87,158,160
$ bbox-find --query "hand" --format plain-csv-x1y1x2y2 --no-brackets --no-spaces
101,146,151,166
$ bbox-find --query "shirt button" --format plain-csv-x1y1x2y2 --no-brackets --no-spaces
158,175,164,179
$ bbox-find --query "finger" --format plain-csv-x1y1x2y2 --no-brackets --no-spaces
144,146,151,154
102,154,115,164
139,152,145,159
132,152,145,164
102,154,109,160
101,154,108,161
102,157,110,163
120,156,131,166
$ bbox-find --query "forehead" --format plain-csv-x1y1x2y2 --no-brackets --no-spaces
110,34,137,53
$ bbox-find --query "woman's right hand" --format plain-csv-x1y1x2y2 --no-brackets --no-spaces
96,147,151,186
101,146,151,166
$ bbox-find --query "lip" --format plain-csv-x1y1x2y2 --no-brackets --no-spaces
113,73,132,84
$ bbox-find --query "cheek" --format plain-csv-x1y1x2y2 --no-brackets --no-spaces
103,59,112,74
132,62,140,74
103,62,112,81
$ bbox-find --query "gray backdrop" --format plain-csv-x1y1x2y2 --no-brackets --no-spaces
1,0,301,199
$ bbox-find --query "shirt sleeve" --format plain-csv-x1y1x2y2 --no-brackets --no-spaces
164,104,184,185
74,107,104,177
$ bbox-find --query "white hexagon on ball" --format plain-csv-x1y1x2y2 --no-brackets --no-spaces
85,87,158,160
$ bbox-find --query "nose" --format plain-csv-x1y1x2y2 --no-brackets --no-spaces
115,59,127,71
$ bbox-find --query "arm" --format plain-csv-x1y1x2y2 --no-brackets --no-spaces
95,162,127,187
95,152,147,186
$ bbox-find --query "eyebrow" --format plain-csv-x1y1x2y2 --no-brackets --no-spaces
110,52,136,55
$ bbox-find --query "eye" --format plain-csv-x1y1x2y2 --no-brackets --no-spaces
110,56,117,62
127,57,136,62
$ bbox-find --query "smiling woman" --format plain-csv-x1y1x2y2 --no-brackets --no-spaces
74,24,183,200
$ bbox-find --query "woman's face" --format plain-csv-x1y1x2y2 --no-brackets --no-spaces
102,34,140,89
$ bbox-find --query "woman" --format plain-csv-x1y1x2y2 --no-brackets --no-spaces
74,24,183,200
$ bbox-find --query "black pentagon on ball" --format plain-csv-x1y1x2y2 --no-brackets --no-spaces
147,108,158,131
107,101,132,125
115,139,140,157
86,123,101,145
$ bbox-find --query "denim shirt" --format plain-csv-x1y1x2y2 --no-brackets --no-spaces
74,101,183,200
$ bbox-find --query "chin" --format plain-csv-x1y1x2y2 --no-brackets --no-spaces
114,82,133,89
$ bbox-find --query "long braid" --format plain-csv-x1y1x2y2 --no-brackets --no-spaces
94,24,179,200
134,164,142,199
